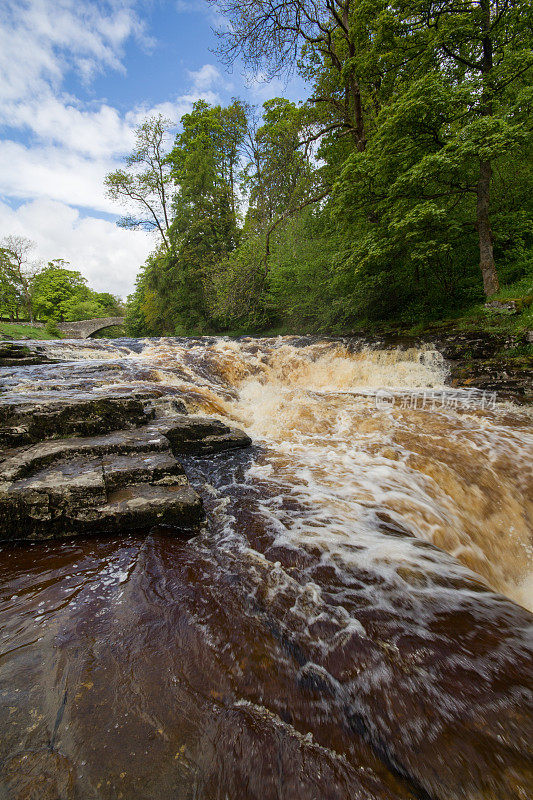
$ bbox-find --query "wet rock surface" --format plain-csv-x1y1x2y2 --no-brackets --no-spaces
0,336,531,800
448,354,533,402
428,331,533,403
0,393,156,447
0,390,251,541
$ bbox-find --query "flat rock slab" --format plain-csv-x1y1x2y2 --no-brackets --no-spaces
102,451,187,491
0,413,251,541
0,393,156,447
75,484,203,535
0,342,59,368
0,440,200,539
151,415,252,454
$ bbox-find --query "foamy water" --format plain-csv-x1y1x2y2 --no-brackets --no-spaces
134,337,533,609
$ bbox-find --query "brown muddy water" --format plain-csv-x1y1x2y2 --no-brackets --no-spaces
0,336,532,800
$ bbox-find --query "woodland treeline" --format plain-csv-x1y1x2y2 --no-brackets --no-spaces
0,237,122,324
107,0,533,336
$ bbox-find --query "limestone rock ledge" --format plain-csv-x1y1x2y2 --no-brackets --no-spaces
0,397,251,541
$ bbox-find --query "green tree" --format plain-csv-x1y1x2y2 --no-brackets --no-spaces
93,292,123,315
0,236,40,322
209,0,374,152
62,299,108,321
32,264,88,322
166,100,246,331
402,0,533,294
0,247,23,320
121,0,533,334
105,115,174,250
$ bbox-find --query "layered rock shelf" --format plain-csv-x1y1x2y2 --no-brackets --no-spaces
0,393,251,541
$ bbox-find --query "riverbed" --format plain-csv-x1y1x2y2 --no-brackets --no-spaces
0,336,532,799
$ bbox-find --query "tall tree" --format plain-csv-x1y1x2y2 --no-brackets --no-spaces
129,101,247,334
32,264,88,322
410,0,533,294
0,236,40,322
105,115,174,251
209,0,374,152
0,247,21,320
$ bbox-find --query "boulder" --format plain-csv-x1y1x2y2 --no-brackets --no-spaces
151,415,252,454
484,296,533,315
0,341,58,367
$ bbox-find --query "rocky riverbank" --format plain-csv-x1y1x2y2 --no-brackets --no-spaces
345,326,533,403
0,389,251,541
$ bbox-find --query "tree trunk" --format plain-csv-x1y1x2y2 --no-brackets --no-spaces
476,160,499,297
351,78,366,152
475,0,499,298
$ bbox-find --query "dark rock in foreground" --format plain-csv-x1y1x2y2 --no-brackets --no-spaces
0,394,251,540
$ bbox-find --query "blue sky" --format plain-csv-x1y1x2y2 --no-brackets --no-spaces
0,0,306,297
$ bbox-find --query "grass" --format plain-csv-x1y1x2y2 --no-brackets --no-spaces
0,322,58,340
420,300,533,337
378,279,533,339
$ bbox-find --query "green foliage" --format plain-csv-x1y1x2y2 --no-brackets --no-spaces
63,299,108,321
105,115,173,250
0,248,20,319
44,318,62,338
129,100,246,334
0,322,57,340
91,325,126,338
30,264,122,323
122,0,533,336
32,265,88,321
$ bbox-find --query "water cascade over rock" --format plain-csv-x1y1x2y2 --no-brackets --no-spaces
0,335,531,800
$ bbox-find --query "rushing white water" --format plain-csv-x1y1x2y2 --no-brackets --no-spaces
5,335,531,607
124,336,532,609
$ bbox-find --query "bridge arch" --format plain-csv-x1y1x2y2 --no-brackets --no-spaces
58,317,126,339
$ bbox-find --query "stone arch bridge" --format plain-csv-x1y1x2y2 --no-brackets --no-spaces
58,317,126,339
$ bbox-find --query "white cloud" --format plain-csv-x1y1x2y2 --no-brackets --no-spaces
0,0,151,105
0,199,154,298
0,0,229,298
4,99,136,158
175,0,230,31
188,63,227,92
0,140,118,212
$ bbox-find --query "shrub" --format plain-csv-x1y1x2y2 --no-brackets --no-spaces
44,318,62,338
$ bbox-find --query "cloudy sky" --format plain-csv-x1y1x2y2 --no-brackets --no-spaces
0,0,305,298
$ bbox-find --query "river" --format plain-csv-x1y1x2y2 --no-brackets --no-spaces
0,336,532,799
